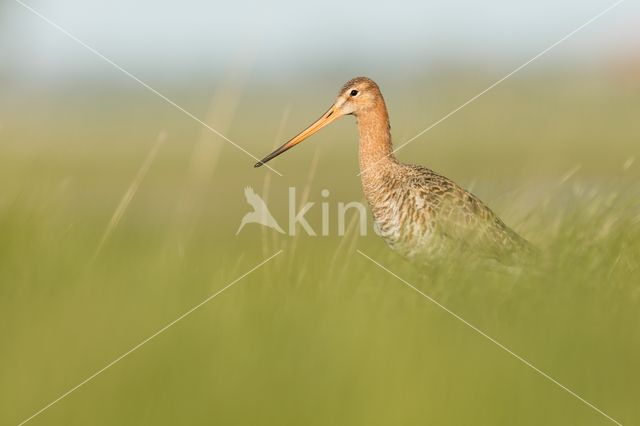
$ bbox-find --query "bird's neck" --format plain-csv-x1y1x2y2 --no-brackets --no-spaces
357,99,396,177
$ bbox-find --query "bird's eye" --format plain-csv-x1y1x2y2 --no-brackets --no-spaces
350,89,359,97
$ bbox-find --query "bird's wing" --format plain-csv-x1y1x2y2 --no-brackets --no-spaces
408,165,531,260
439,189,533,260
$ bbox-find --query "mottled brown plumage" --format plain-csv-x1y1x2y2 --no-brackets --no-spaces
256,77,534,264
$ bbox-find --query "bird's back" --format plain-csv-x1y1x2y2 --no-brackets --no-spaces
363,162,534,264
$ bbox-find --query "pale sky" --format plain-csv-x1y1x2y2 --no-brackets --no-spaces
1,0,638,82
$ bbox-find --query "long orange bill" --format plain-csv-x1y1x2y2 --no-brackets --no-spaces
254,105,341,167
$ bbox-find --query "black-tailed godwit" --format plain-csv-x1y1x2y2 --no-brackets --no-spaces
255,77,533,263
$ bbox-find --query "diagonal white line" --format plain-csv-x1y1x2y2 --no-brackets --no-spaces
13,0,283,177
357,249,623,426
16,250,283,426
357,0,626,177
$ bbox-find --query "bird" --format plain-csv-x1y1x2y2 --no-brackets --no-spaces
236,186,285,235
255,77,534,264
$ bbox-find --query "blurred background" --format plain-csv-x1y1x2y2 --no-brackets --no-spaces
1,0,639,425
2,0,640,81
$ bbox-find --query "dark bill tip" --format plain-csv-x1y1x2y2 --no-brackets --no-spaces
254,161,264,168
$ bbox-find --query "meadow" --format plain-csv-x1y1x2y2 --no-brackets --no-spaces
1,70,639,425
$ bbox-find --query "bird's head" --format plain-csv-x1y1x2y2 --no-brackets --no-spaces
334,77,383,116
254,77,382,168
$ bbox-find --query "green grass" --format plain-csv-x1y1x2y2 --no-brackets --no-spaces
1,73,639,425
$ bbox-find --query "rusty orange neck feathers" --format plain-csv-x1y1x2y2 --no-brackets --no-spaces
356,92,396,175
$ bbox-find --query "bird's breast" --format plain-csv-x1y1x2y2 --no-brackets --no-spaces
364,181,441,258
